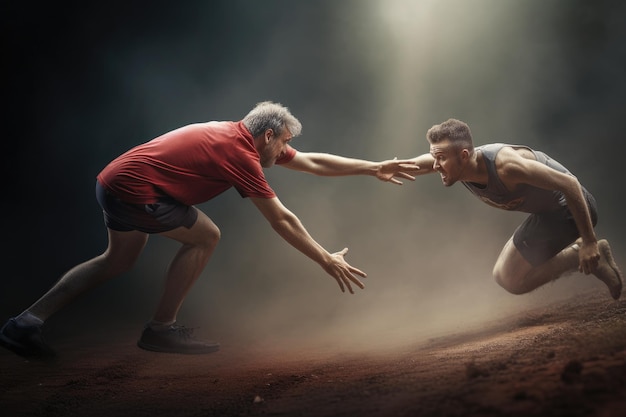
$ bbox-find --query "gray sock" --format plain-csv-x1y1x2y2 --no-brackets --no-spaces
148,320,176,332
15,311,44,327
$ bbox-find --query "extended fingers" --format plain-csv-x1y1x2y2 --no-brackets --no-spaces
334,274,353,294
396,172,416,181
344,268,366,292
398,162,420,171
349,275,365,289
335,276,346,293
329,248,367,294
344,278,354,294
350,266,367,278
334,270,366,294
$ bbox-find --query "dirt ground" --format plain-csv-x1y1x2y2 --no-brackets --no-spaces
1,290,625,417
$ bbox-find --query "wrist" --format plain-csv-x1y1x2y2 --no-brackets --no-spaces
581,235,598,245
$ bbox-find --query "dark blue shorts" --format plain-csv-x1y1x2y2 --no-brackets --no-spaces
95,181,198,234
513,188,598,266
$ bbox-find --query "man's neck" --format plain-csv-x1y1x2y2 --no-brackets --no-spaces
460,151,488,185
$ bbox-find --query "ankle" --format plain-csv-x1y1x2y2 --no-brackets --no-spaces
15,311,44,327
148,319,176,332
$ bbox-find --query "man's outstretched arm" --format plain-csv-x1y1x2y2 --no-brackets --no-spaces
282,151,419,185
410,153,437,175
250,196,366,293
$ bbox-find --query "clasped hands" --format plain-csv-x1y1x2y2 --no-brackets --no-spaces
375,158,420,185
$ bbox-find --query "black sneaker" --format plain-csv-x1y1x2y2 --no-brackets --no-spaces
0,318,56,359
137,325,220,354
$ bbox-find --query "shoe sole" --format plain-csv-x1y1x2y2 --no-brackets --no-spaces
0,332,28,356
598,240,623,300
137,340,220,354
0,331,56,360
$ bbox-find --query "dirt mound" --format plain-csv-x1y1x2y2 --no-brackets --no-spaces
1,290,624,417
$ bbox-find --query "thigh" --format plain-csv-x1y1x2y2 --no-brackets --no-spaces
512,209,580,267
159,209,220,246
96,181,198,234
494,236,533,283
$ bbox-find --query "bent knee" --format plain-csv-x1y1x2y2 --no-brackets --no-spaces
205,223,221,246
99,253,137,276
493,268,527,295
169,213,221,249
193,223,220,250
114,260,138,275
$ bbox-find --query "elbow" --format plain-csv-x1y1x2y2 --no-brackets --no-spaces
553,173,581,197
564,175,584,197
269,211,299,233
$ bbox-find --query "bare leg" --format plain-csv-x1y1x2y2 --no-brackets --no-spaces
492,237,578,295
27,229,148,321
151,210,221,323
493,236,623,299
0,228,148,358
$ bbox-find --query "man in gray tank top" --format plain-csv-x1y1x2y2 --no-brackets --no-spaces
411,118,622,300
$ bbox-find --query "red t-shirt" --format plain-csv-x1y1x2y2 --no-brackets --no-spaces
96,121,296,205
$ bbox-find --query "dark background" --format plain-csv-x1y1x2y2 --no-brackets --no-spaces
2,0,625,348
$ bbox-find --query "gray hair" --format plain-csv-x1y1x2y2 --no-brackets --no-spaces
242,101,302,138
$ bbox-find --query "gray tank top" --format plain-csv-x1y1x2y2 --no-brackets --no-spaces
461,143,571,213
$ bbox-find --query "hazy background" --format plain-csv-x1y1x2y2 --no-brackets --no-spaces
2,0,625,352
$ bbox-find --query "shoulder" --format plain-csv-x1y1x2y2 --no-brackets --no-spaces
276,145,297,165
495,145,536,166
494,145,535,182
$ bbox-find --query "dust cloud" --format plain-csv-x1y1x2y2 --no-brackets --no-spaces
2,1,624,356
172,0,623,354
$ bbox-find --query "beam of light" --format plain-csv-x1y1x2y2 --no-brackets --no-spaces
178,1,612,355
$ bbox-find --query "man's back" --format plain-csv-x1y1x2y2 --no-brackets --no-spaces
461,143,574,213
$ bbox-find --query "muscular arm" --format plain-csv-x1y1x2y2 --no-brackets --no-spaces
282,151,419,184
410,153,437,175
250,196,366,293
497,147,599,273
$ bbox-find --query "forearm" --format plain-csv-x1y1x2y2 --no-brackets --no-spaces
298,153,379,177
410,153,435,175
271,209,332,266
252,196,365,293
564,180,597,244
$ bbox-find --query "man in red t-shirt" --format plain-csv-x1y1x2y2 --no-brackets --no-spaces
1,101,418,358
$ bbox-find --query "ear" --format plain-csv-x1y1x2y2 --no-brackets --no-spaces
264,129,274,144
460,148,470,161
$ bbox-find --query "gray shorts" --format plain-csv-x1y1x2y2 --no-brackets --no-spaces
512,189,598,266
95,181,198,234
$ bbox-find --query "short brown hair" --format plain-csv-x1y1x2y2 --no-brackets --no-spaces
426,118,473,151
